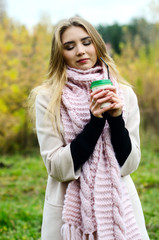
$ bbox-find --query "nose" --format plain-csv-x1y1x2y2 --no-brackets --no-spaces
76,43,85,56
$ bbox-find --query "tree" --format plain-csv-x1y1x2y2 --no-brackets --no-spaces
0,14,53,153
96,23,123,54
114,38,159,132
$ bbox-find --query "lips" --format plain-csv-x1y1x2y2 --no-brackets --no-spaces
77,58,89,63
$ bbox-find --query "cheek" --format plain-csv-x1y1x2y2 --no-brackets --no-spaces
90,46,97,58
92,50,97,62
63,52,73,64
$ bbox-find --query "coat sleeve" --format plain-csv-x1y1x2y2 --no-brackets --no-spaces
120,86,141,176
35,93,81,182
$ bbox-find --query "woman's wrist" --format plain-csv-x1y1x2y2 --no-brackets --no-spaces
102,112,122,120
90,111,106,126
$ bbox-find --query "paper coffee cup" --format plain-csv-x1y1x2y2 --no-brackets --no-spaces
90,79,113,108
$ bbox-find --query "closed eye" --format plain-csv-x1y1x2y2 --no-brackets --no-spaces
63,37,92,50
83,40,92,46
64,44,74,50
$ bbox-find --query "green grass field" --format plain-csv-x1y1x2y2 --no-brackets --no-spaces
0,145,159,240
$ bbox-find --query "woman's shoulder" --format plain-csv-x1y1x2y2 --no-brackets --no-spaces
120,84,137,99
120,84,139,112
120,83,132,92
35,87,52,106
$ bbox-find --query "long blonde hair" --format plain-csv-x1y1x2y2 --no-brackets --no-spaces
29,16,126,134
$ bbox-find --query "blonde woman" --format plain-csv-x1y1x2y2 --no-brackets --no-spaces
29,17,149,240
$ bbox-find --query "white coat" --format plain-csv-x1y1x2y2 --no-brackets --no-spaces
35,85,150,240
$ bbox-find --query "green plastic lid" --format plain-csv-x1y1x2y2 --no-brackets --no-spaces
90,79,112,89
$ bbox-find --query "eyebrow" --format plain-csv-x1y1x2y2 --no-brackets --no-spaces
63,36,91,46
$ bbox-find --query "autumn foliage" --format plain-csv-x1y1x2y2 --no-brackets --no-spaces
0,14,159,153
0,16,52,152
114,25,159,132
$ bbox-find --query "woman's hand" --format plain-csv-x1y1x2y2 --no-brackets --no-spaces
90,86,123,118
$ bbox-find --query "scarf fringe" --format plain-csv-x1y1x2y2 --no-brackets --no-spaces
61,223,96,240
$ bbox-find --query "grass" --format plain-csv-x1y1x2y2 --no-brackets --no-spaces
0,143,159,239
0,153,47,240
131,147,159,240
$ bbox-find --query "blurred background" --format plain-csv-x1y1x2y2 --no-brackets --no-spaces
0,0,159,153
0,0,159,239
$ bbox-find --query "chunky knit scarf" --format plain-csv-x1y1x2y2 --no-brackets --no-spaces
60,64,142,240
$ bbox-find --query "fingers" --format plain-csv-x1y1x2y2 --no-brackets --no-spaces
106,95,123,117
90,86,116,99
90,88,117,106
90,89,108,102
90,91,114,118
90,90,105,118
90,87,123,118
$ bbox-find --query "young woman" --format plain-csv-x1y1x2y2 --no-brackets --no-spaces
29,16,150,240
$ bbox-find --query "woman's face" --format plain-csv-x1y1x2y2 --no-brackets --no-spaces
61,26,97,70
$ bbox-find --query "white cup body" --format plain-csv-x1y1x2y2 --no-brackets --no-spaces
91,84,112,108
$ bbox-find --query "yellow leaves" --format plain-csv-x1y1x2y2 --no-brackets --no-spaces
3,41,14,53
115,37,159,131
3,69,18,80
0,27,5,42
11,84,20,94
12,28,20,42
0,99,8,113
13,109,26,123
21,27,30,39
8,58,20,67
135,77,143,95
0,40,12,54
21,44,32,55
0,82,8,89
8,109,26,134
10,69,18,80
0,15,52,152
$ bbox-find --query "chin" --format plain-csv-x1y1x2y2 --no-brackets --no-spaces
80,66,91,70
78,64,94,70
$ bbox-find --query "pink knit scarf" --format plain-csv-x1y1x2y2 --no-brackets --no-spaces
60,64,142,240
